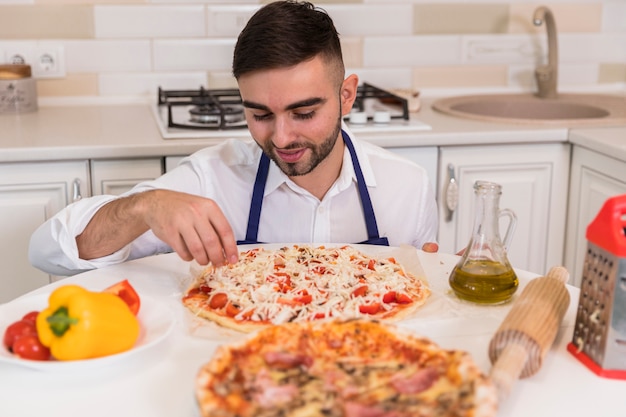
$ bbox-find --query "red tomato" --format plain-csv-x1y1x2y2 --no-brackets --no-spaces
3,320,38,351
359,303,382,315
12,335,51,361
352,285,369,297
382,291,397,303
225,302,241,317
294,294,313,304
209,292,228,309
103,279,141,315
395,293,413,304
21,311,40,323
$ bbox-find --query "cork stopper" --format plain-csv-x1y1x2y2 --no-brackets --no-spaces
0,64,32,79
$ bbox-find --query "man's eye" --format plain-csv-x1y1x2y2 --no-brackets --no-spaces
252,113,272,121
295,112,314,120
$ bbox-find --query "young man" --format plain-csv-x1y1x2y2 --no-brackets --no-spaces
29,1,438,276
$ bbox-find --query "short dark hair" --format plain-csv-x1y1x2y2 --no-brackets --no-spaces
232,1,344,83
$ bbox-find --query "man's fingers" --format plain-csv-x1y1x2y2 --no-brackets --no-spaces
209,213,238,265
421,242,439,253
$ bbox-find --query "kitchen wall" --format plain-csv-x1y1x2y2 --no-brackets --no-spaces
0,0,624,102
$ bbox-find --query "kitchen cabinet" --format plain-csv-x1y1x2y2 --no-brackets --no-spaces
388,146,438,189
0,158,164,303
165,156,185,172
437,143,570,275
90,158,164,195
0,161,89,303
564,145,626,287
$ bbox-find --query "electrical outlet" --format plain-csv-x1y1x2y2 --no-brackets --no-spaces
32,45,65,78
5,46,35,66
3,43,65,78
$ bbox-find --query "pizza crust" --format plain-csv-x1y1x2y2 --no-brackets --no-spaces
195,320,498,417
183,293,269,333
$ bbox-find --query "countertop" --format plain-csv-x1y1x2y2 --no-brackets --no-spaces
0,97,624,163
1,249,625,417
568,126,626,162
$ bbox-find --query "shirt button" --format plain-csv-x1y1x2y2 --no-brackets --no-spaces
318,206,325,214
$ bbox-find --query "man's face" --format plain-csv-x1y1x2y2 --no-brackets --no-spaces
237,56,355,177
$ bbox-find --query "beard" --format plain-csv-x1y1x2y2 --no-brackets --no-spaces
263,115,343,177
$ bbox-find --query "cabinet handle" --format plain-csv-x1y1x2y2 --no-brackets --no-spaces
72,178,83,202
444,164,459,222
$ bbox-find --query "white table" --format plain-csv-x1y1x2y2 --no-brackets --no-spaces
1,250,625,417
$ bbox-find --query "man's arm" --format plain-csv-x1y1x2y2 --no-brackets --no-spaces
76,189,239,267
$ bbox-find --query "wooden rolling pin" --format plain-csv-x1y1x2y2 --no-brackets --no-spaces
488,266,571,402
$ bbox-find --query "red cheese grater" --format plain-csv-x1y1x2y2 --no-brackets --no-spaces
567,194,626,379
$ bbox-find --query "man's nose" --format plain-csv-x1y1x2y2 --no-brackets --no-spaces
272,117,296,148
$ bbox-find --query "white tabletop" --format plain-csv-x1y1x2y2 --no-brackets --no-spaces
1,249,625,417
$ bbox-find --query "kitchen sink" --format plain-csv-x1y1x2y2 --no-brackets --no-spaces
432,93,626,126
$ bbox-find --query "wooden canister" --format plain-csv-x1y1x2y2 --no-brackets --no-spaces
0,64,38,113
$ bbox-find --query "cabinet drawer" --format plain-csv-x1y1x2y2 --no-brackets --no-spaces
91,158,164,196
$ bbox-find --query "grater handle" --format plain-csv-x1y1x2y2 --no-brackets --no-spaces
586,194,626,257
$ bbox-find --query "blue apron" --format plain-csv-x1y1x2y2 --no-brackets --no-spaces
237,130,389,246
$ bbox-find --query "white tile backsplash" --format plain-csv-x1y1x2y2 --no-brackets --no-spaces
602,2,626,32
206,5,260,37
560,34,626,63
94,6,206,39
346,67,413,89
64,40,152,73
325,5,413,36
99,71,207,96
509,62,603,90
364,36,462,67
3,1,621,98
153,39,236,71
462,35,537,65
559,63,601,85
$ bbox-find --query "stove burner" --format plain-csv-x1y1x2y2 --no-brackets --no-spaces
189,104,245,125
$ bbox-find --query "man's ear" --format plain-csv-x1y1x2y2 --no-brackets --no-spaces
340,74,359,116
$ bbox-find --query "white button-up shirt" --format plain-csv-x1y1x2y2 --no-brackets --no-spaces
29,127,438,276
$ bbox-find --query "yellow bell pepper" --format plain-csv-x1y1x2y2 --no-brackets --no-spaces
36,284,140,361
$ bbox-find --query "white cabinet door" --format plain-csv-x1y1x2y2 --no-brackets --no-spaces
0,161,89,303
438,143,570,275
91,158,163,196
165,156,185,173
564,146,626,287
388,146,438,190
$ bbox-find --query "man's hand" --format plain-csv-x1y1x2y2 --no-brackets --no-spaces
77,189,239,267
142,190,238,267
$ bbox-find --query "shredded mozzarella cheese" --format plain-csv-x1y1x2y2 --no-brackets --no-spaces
199,245,427,323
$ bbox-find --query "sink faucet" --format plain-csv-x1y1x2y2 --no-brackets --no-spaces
533,6,558,99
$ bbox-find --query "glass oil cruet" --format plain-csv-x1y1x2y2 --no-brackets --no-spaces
449,180,519,304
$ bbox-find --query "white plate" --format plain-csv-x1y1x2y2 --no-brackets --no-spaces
0,293,175,372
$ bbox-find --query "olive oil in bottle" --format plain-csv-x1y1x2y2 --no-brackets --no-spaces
449,181,519,304
449,259,518,304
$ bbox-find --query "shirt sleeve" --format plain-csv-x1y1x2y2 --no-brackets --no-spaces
27,147,219,276
28,195,128,276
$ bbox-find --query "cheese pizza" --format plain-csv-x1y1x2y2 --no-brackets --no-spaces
182,244,430,332
195,320,498,417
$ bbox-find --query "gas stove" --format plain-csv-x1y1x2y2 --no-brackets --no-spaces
152,83,430,140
